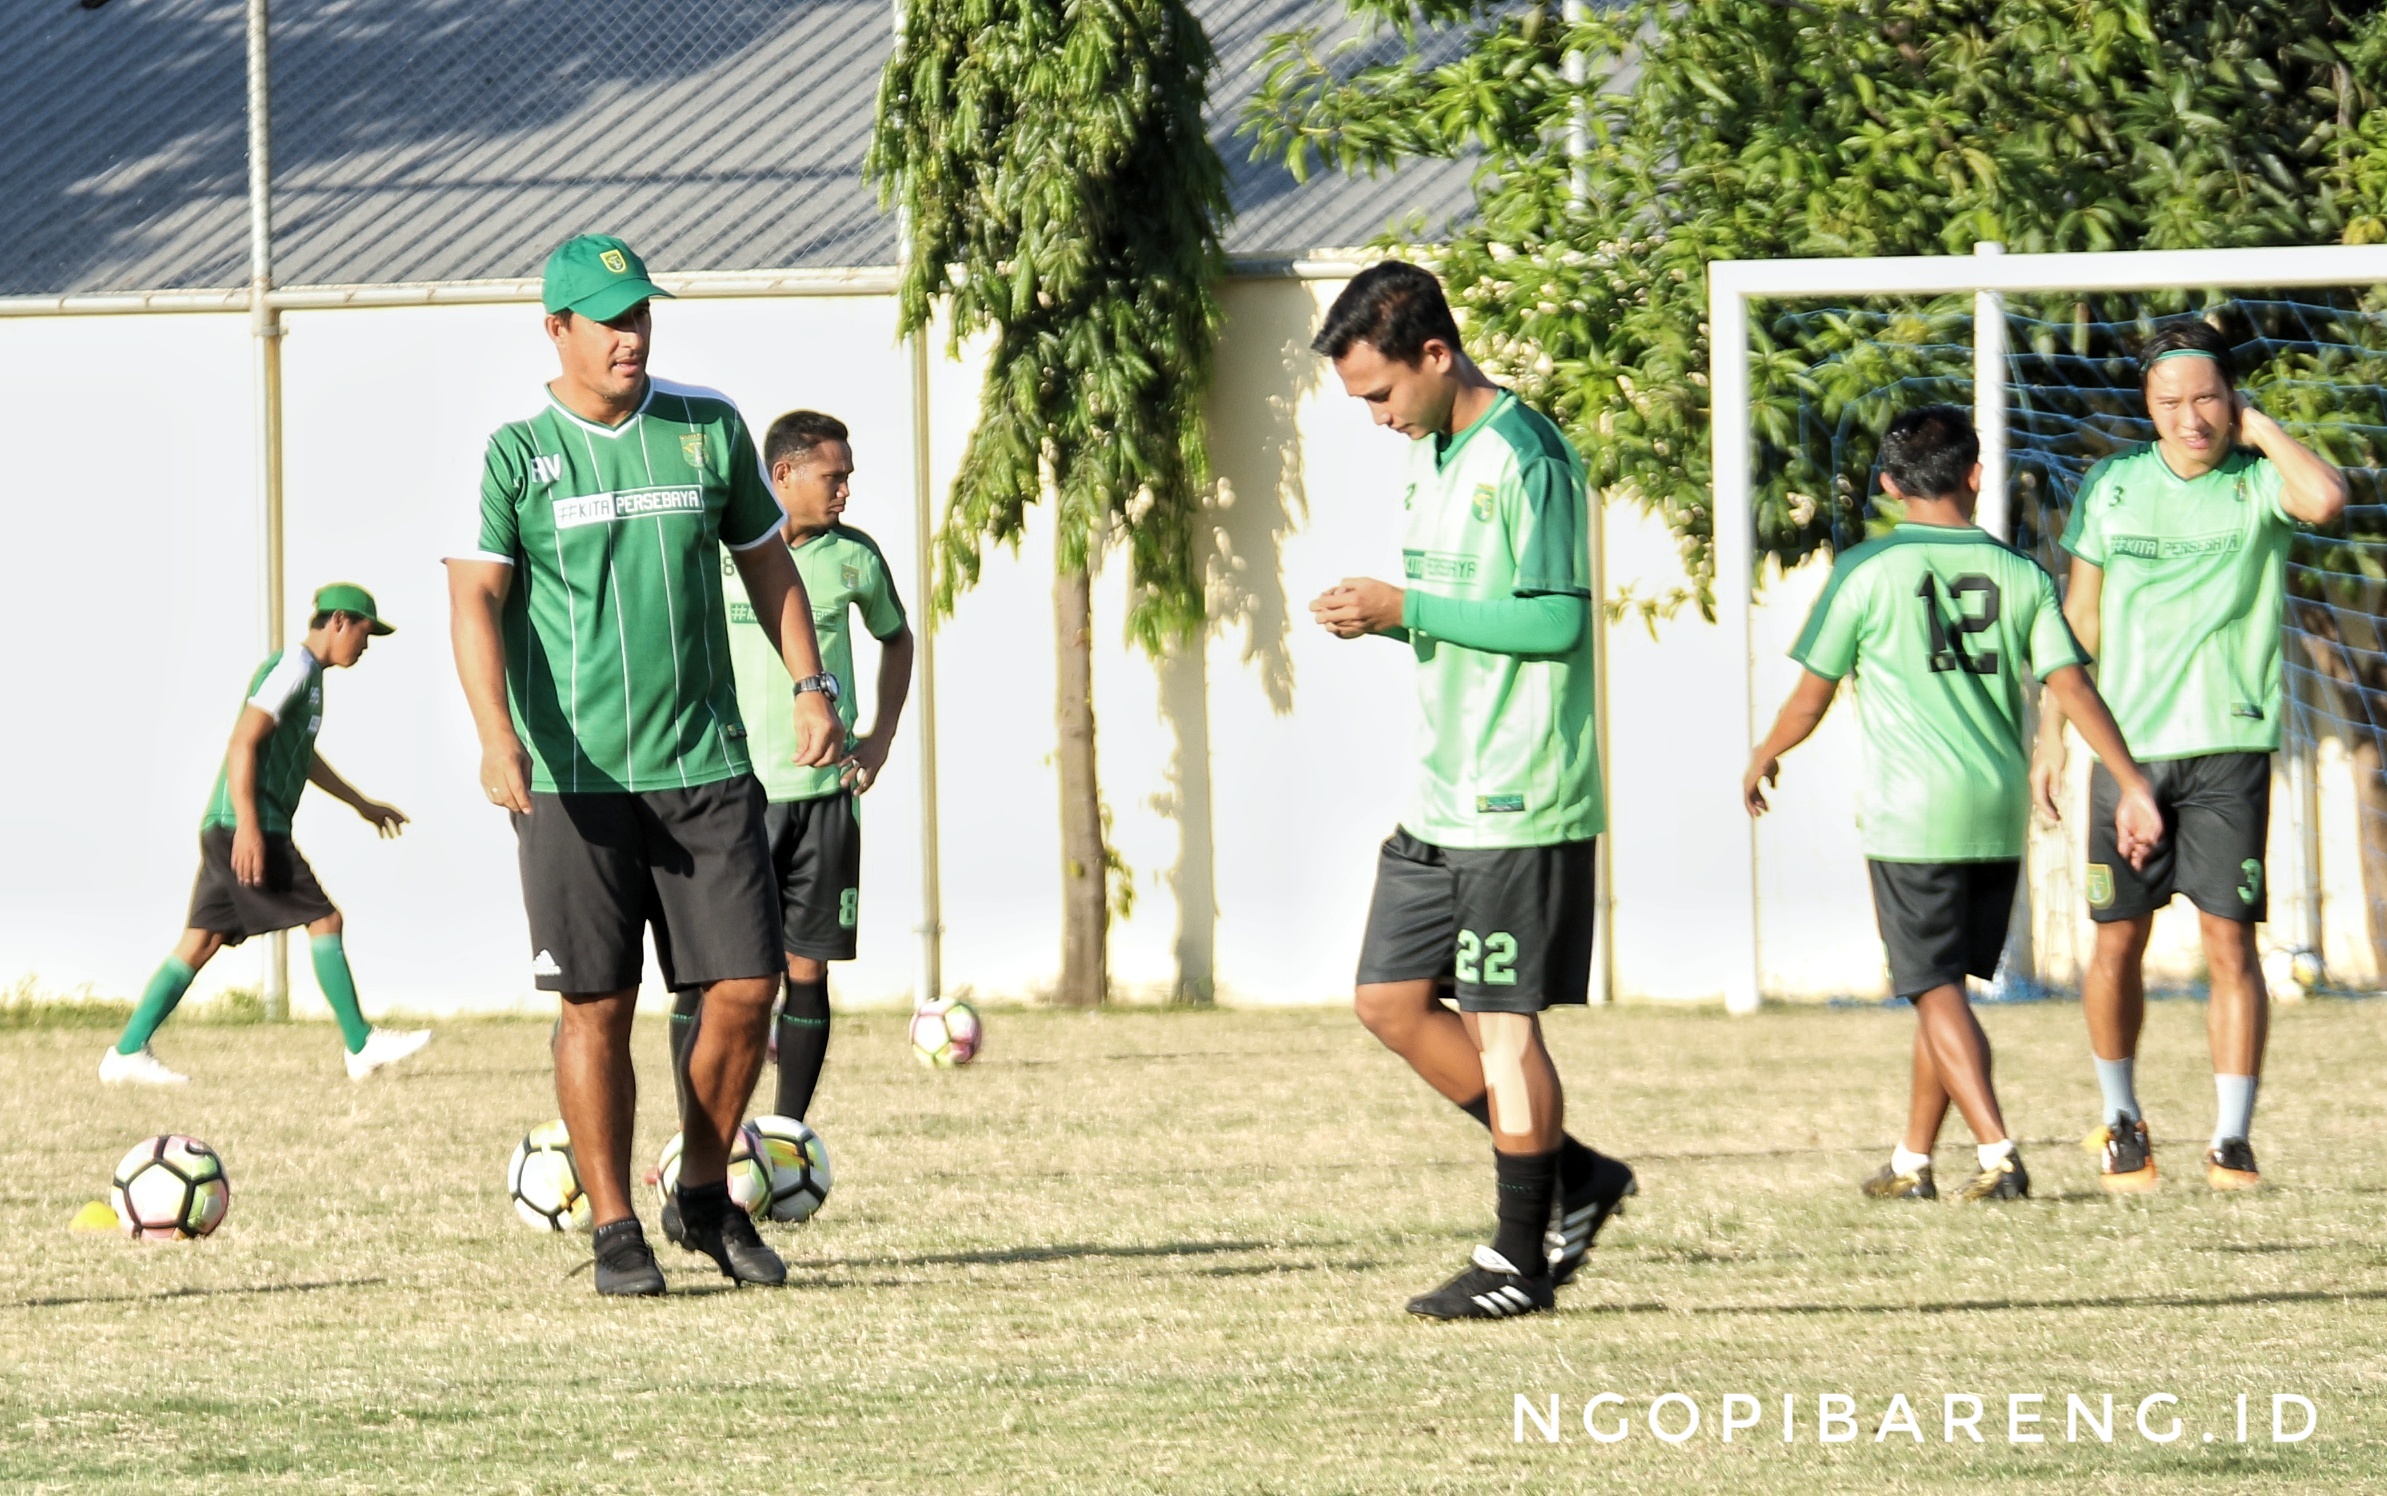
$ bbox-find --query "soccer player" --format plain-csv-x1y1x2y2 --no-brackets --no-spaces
1309,261,1634,1321
103,585,429,1085
665,410,913,1136
446,233,842,1297
2031,321,2348,1192
1744,408,2163,1202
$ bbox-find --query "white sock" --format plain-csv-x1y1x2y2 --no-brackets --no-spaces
2093,1055,2140,1125
2213,1074,2258,1147
1891,1145,1932,1175
1977,1138,2015,1171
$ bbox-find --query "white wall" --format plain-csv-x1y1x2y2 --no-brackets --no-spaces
0,283,2359,1015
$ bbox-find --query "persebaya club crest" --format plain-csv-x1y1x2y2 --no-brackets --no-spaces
681,433,707,471
1470,483,1497,522
599,248,628,274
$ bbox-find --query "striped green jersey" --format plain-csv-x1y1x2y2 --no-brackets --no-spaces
201,646,324,835
1791,524,2089,861
460,378,787,793
1400,390,1604,848
2060,445,2293,759
724,524,907,802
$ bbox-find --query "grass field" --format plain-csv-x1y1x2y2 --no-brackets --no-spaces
3,997,2384,1493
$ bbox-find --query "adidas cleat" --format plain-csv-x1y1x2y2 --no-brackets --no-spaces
1547,1153,1636,1287
591,1220,666,1297
1954,1148,2029,1202
1405,1245,1555,1321
345,1026,431,1080
98,1045,189,1086
674,1191,786,1287
1861,1161,1936,1201
2091,1117,2158,1194
2206,1137,2262,1191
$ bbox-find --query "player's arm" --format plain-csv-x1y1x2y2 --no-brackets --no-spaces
2239,401,2349,524
2039,664,2161,869
1743,670,1837,816
2029,557,2102,821
223,706,276,886
843,624,915,794
728,540,840,768
1311,578,1406,640
446,559,532,814
307,754,408,838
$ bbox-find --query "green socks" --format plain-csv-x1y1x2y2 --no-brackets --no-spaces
117,957,197,1055
310,934,374,1053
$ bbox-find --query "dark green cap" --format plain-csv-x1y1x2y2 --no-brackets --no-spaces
313,582,394,635
541,234,673,322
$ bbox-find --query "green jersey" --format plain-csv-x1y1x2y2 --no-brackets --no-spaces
459,378,787,793
723,524,907,802
1398,390,1603,849
201,646,324,835
1791,524,2089,861
2060,444,2293,759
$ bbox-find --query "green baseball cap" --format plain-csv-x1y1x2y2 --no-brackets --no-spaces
313,582,394,635
541,233,673,322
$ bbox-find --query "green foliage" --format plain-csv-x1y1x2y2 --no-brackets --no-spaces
1245,0,2385,608
871,0,1231,651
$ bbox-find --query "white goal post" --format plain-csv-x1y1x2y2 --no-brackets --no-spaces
1709,242,2387,1013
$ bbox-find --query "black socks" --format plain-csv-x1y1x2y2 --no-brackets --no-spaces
667,987,703,1121
773,977,831,1120
1455,1089,1599,1193
676,1180,730,1235
1492,1149,1558,1278
593,1217,649,1261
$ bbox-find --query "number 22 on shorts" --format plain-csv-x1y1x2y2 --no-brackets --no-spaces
1454,929,1518,985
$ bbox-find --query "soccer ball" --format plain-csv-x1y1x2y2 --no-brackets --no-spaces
110,1134,229,1240
653,1121,771,1218
749,1114,834,1223
2262,946,2324,1003
507,1120,591,1232
909,998,983,1067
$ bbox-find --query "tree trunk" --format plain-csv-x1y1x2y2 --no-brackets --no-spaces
1054,561,1109,1008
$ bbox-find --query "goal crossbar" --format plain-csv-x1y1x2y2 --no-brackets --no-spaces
1709,242,2387,1012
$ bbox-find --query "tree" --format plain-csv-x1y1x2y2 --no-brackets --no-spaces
872,0,1230,1007
1244,0,2383,605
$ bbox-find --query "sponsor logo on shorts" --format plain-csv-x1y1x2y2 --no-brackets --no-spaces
553,487,705,529
531,949,562,976
1406,549,1480,583
2085,864,2115,910
1477,794,1526,814
2107,531,2240,561
680,432,707,470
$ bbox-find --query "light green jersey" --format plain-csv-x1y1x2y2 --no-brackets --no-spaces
723,524,907,802
1398,391,1603,849
2060,444,2293,759
201,646,324,835
460,378,787,793
1791,524,2089,861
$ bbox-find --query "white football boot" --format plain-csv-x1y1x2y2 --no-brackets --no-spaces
99,1045,190,1086
345,1027,432,1080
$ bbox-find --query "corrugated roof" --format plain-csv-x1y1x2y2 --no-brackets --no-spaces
1,0,1476,296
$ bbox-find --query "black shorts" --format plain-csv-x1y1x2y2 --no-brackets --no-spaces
2087,753,2269,923
766,793,863,962
1867,859,2020,1000
1354,827,1596,1014
186,827,338,944
511,777,780,994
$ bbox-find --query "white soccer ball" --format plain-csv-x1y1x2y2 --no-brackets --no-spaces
653,1122,771,1219
2262,946,2321,1003
507,1120,591,1232
111,1134,230,1240
749,1114,834,1223
909,998,983,1067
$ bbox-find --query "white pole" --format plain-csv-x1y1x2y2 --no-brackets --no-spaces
892,0,943,1009
1971,242,2008,541
1562,0,1611,1002
247,0,289,1023
1709,271,1761,1014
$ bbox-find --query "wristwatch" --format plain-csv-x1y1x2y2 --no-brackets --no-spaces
794,673,841,701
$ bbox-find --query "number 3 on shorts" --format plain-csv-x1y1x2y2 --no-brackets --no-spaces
1453,929,1518,986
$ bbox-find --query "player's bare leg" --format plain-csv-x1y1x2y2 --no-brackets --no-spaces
102,929,232,1086
673,973,788,1285
552,988,639,1226
1911,985,2005,1145
1461,1011,1563,1150
169,928,231,971
1355,980,1485,1104
2083,915,2157,1191
1406,1011,1570,1318
1901,1024,1950,1157
2198,911,2268,1188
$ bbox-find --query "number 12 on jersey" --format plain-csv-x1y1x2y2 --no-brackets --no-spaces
1918,574,2000,676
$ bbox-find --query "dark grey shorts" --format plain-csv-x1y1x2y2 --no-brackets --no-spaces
2087,752,2269,923
1355,827,1596,1014
187,828,338,943
767,793,863,962
511,777,780,994
1867,859,2020,1000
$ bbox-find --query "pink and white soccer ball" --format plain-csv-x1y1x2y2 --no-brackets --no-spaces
653,1121,772,1218
110,1134,230,1240
909,998,983,1067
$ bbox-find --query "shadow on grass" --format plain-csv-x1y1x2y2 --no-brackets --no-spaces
835,1238,1281,1269
1569,1284,2387,1318
12,1276,385,1310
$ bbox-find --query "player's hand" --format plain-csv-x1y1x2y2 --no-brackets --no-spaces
231,825,266,887
2029,739,2065,825
792,691,842,768
358,800,410,839
1742,754,1780,817
479,735,533,815
1310,578,1403,638
2113,776,2165,871
841,731,893,793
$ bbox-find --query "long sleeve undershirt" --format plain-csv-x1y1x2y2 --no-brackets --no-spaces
1388,591,1588,655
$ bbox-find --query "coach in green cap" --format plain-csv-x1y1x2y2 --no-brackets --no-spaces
105,583,429,1087
447,233,842,1297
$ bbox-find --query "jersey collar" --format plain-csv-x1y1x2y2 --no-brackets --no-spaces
542,378,655,438
1432,388,1511,473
